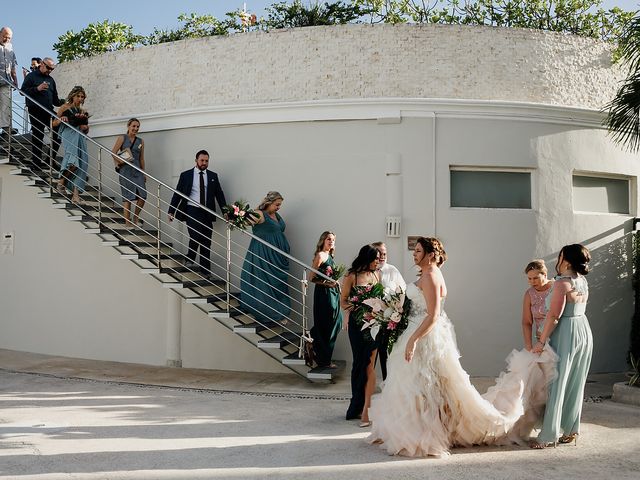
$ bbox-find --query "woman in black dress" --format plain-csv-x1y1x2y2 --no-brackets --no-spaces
341,244,382,426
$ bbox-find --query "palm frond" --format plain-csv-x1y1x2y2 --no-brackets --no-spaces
604,70,640,153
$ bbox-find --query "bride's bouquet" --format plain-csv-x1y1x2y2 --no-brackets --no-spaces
359,286,406,342
222,200,258,230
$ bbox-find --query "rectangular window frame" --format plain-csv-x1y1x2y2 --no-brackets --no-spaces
572,170,635,216
449,166,536,211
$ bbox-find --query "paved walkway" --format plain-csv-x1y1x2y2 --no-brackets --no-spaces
0,349,638,480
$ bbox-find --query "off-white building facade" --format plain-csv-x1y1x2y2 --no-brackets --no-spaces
0,24,635,376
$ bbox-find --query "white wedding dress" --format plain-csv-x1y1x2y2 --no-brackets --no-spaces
368,283,558,457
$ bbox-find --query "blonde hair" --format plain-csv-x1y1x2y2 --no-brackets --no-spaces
258,191,284,211
66,85,86,104
524,259,547,275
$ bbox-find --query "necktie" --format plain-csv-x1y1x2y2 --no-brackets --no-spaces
199,171,205,205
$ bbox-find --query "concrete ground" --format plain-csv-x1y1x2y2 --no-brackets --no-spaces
0,349,638,480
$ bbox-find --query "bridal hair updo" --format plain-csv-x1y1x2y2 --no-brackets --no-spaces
525,259,547,275
258,191,284,211
348,244,379,275
416,237,447,267
559,244,591,275
314,231,335,257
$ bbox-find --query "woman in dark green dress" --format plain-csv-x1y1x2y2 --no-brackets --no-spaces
310,231,343,368
240,191,291,324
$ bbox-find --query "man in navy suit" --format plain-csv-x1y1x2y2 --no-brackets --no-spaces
168,150,227,275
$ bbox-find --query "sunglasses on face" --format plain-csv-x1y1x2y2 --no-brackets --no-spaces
43,64,54,71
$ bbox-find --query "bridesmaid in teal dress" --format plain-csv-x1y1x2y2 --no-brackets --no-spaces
240,191,291,324
309,231,343,368
532,244,593,448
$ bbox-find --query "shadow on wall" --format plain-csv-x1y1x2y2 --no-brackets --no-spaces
543,221,633,373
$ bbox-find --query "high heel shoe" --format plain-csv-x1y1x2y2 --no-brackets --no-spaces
359,421,371,428
559,433,578,445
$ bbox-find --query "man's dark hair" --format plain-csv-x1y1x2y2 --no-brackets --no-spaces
195,149,209,159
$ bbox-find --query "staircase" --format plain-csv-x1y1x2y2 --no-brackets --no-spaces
1,86,344,382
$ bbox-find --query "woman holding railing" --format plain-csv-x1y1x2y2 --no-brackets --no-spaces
111,118,146,229
240,191,291,325
55,86,89,205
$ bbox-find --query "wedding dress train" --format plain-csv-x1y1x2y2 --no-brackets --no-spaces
368,283,558,457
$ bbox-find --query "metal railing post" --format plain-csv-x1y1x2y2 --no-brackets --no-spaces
48,117,53,186
6,85,12,163
97,149,102,228
226,224,232,310
156,183,162,269
299,268,308,358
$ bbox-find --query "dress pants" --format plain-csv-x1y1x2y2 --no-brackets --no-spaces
185,205,213,272
0,84,12,130
28,106,60,167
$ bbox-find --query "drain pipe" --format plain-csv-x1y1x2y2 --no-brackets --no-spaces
166,291,182,367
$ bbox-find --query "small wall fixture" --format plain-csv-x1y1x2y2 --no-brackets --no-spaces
386,216,401,238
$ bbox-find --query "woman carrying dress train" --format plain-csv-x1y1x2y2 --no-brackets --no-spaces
369,237,529,457
309,231,343,368
523,260,553,351
531,244,592,448
341,244,381,426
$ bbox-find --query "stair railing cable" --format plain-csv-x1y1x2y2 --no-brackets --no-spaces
3,78,336,364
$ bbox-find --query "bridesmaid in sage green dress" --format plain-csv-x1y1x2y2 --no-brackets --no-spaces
532,244,593,448
309,231,343,368
240,191,291,324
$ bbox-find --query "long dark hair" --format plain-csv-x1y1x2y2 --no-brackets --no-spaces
348,244,379,275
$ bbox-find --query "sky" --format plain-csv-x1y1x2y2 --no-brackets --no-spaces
3,0,640,73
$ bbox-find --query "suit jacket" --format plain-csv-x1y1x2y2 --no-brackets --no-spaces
168,168,227,222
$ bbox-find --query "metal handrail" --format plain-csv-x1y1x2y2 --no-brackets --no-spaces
5,76,333,282
3,78,336,363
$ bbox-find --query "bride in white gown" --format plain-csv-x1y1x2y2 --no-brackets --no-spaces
368,237,558,457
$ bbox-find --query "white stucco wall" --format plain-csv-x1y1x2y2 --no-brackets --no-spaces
53,24,621,118
2,24,635,376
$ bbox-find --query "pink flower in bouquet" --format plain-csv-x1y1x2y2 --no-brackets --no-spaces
349,295,359,303
363,297,386,313
325,266,333,276
238,210,245,217
387,321,398,330
233,205,240,215
365,285,372,292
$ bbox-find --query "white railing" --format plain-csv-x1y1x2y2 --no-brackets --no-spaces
1,78,336,366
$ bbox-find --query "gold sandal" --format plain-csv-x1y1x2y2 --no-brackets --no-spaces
559,433,578,445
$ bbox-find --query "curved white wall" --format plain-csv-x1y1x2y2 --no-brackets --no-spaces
2,24,633,375
54,24,621,117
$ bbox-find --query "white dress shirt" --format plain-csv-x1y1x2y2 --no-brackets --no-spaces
188,167,208,207
379,262,406,292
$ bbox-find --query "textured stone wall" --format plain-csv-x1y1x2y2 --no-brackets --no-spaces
54,24,622,120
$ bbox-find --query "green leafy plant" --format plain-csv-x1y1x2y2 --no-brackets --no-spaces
266,0,369,28
53,20,144,62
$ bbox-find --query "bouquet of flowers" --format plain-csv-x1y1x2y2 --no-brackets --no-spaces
359,286,406,342
222,200,258,230
323,263,346,281
385,295,412,354
349,283,384,341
